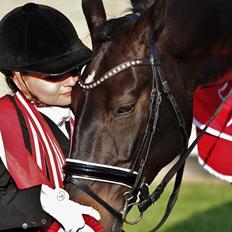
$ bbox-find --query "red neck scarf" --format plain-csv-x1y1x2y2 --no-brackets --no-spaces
0,92,74,189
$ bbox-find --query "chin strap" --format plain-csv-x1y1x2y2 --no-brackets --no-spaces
19,73,47,107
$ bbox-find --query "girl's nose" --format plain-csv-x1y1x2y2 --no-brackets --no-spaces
63,75,78,86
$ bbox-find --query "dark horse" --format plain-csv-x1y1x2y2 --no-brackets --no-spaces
64,0,232,231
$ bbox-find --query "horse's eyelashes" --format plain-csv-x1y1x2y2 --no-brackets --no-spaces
113,103,135,117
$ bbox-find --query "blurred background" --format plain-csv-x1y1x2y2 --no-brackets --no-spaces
0,1,231,231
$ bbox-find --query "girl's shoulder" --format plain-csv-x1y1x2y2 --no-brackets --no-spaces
0,94,14,105
0,94,16,114
0,94,13,102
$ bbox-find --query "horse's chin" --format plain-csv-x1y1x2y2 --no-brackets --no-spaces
97,211,123,232
111,219,124,232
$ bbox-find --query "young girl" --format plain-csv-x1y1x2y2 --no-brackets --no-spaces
0,3,101,232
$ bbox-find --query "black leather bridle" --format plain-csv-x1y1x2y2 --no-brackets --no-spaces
64,44,192,229
64,13,232,232
63,10,232,230
64,42,232,230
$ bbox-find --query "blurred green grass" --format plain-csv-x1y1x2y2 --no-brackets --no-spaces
123,182,232,232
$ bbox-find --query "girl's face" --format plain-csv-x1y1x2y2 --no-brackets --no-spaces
13,71,79,106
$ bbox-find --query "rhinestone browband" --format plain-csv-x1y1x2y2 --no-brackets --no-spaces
78,58,150,89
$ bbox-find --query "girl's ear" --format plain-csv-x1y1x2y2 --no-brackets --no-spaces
131,0,167,46
82,0,106,48
12,71,26,92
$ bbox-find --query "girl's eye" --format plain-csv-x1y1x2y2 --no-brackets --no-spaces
45,76,54,81
44,68,80,82
114,103,135,116
44,75,68,82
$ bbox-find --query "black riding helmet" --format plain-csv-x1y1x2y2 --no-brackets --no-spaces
0,3,92,76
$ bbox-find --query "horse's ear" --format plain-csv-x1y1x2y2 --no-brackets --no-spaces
82,0,106,47
132,0,167,45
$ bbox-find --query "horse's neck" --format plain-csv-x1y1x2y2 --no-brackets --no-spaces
159,0,232,92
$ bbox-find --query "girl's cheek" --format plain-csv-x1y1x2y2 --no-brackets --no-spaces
34,82,59,95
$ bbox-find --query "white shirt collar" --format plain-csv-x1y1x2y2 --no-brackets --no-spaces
37,106,71,138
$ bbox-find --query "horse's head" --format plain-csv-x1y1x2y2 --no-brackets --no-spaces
65,0,193,231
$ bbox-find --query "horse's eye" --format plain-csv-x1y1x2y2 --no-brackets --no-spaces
114,103,135,116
